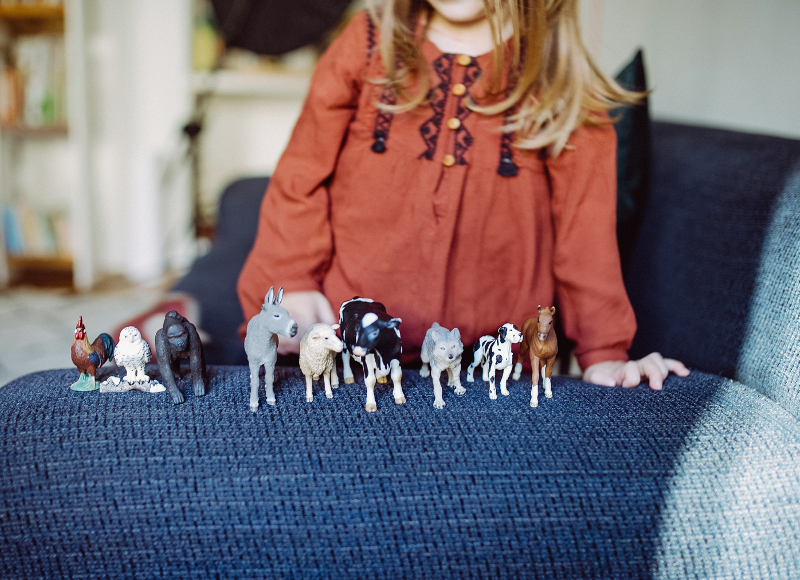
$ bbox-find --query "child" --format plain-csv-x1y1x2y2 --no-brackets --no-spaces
237,0,689,390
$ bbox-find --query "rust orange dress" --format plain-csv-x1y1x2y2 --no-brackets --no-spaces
237,11,636,369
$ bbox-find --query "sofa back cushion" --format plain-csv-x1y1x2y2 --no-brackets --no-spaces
625,122,800,418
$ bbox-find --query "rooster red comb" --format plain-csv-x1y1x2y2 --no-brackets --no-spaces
76,316,85,331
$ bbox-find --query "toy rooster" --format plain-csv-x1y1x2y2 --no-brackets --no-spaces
70,316,115,391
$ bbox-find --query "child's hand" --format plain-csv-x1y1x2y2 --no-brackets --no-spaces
582,353,690,390
277,291,338,355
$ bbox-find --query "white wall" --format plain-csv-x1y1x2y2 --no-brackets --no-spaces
85,0,193,281
599,0,800,139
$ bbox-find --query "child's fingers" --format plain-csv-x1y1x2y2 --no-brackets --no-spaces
665,358,690,376
643,352,669,379
638,357,665,390
621,361,642,388
582,364,618,387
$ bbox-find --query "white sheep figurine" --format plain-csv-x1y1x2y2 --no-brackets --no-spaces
299,323,343,402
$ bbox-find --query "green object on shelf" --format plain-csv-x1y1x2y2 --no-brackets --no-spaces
41,90,56,125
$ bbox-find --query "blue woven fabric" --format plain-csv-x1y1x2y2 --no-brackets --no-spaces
626,123,800,379
2,367,799,578
736,165,800,419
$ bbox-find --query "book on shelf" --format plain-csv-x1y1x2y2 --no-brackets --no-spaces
3,203,70,258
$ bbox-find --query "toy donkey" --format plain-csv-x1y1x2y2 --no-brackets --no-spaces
513,306,558,407
244,287,298,412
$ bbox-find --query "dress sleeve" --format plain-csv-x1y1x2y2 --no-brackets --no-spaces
545,120,637,370
237,11,369,327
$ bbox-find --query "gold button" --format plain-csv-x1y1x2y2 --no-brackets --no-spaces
447,117,461,130
442,154,455,167
456,54,472,66
452,83,466,96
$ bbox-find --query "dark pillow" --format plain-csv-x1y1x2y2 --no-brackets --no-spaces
613,49,650,273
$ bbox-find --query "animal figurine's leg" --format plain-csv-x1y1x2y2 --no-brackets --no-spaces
331,366,339,389
304,373,315,403
123,366,136,383
466,358,478,382
544,357,554,399
530,354,541,408
420,361,431,378
135,365,149,383
391,359,405,405
374,357,390,384
431,365,445,409
488,359,498,400
448,365,466,395
324,370,334,399
190,348,206,397
155,330,184,404
513,341,527,381
263,365,277,406
342,350,355,384
249,361,261,412
499,365,513,397
482,357,491,382
363,354,378,412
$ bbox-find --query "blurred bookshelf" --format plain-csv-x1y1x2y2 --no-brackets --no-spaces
0,0,89,288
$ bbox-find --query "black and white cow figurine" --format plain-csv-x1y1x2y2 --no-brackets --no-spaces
339,297,405,413
466,323,524,400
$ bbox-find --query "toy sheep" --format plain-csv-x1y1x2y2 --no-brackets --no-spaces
419,323,464,409
299,323,343,402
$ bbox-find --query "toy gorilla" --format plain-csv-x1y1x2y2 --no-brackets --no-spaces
155,310,207,404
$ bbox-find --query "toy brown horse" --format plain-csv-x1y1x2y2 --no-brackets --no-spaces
513,306,558,407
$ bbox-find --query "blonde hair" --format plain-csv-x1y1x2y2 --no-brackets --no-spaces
365,0,644,156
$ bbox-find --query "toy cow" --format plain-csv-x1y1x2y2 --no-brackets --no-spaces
513,306,558,407
339,297,405,413
244,287,298,411
466,323,524,400
420,323,464,409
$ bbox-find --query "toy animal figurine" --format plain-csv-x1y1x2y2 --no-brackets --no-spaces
466,323,524,400
419,323,464,409
244,287,298,411
299,323,343,402
339,297,405,413
98,326,166,394
115,326,151,384
155,310,207,404
513,306,559,407
70,316,115,391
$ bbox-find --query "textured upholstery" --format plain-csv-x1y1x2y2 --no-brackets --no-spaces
2,367,799,578
4,123,800,577
626,124,800,383
735,167,800,419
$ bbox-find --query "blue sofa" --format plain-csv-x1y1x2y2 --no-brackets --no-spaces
2,121,799,579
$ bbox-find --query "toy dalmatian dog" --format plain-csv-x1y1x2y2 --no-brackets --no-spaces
466,323,524,400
